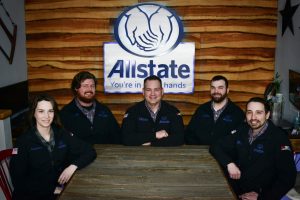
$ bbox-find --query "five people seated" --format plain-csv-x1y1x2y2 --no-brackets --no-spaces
8,72,297,200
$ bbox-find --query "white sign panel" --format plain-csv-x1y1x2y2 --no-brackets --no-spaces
104,42,195,93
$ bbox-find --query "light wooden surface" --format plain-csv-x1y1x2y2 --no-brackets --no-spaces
59,145,236,200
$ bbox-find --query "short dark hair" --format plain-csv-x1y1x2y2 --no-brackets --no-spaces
246,97,271,113
71,71,97,95
143,75,162,88
211,75,228,88
28,94,62,128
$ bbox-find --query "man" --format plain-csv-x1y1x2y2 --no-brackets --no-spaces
210,97,296,200
60,71,121,144
185,75,245,145
122,75,184,146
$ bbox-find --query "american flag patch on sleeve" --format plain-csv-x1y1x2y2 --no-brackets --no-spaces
281,145,291,151
12,148,18,154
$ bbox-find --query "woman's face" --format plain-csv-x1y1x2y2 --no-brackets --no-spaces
34,100,54,129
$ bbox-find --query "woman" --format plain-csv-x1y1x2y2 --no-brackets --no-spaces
10,94,97,200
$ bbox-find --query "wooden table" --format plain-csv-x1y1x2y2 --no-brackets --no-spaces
59,145,236,200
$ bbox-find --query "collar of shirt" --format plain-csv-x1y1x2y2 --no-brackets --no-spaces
248,121,269,145
75,98,96,123
145,101,161,122
35,127,55,153
211,99,228,122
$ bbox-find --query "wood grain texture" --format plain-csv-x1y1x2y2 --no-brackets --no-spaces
0,110,12,120
25,0,277,125
59,145,237,200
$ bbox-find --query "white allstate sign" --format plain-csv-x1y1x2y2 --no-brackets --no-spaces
104,3,195,93
104,42,195,93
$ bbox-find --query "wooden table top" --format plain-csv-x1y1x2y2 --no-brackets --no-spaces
59,145,236,200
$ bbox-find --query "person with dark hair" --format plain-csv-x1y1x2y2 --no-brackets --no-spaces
10,94,96,200
121,75,184,146
210,97,296,200
185,75,245,145
60,71,121,144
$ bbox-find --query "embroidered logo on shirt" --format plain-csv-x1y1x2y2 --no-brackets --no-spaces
30,146,43,151
253,144,264,154
159,116,170,124
281,145,291,151
97,111,108,118
223,115,233,122
57,141,67,149
236,140,242,145
138,117,149,122
124,113,128,118
201,114,210,118
159,120,170,124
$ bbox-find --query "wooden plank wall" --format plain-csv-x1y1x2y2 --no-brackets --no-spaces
25,0,277,125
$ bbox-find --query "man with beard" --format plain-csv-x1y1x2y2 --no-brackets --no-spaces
210,97,296,199
185,75,244,145
121,75,184,146
60,71,121,144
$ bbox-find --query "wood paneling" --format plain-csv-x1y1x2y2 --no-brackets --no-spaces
0,110,12,120
25,0,277,125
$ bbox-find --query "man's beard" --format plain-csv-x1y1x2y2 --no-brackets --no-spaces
211,92,227,103
77,92,95,103
248,119,266,131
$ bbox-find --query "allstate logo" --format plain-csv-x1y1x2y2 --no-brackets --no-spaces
114,3,184,57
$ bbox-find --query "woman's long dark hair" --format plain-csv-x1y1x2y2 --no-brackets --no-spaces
28,94,62,128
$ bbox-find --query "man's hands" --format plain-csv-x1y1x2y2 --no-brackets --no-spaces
227,162,241,180
156,130,168,139
58,164,78,184
227,163,258,199
142,130,168,146
239,191,259,200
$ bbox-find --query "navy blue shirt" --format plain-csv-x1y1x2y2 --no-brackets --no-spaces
185,99,245,145
10,125,96,199
121,100,184,146
210,121,296,199
60,99,121,144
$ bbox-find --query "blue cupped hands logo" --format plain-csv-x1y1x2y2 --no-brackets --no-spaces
114,3,184,57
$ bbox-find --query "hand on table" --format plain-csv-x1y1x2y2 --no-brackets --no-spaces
58,164,78,184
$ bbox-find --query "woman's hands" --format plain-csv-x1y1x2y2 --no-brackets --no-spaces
58,164,78,184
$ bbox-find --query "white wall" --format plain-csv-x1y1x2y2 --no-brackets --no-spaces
275,0,300,123
0,0,27,87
